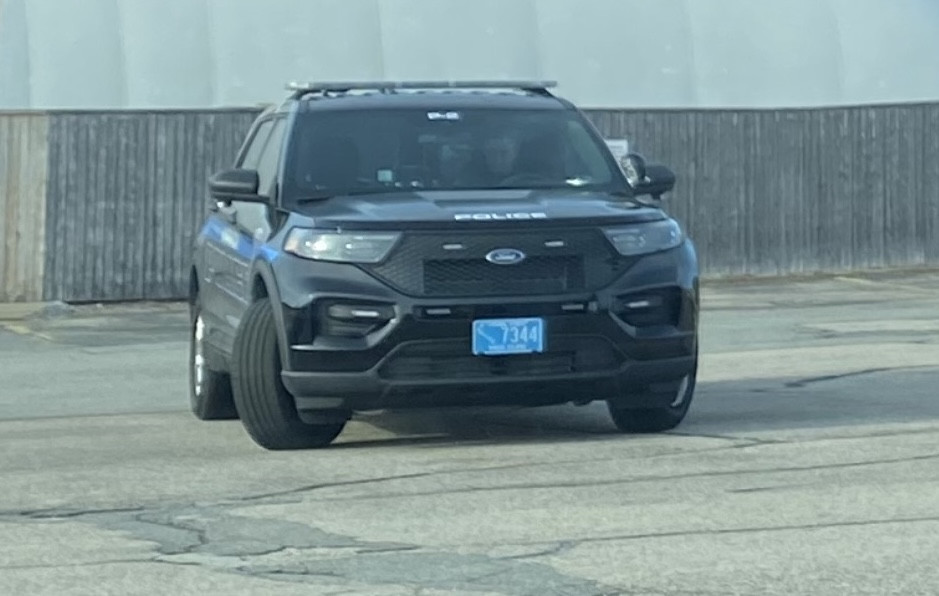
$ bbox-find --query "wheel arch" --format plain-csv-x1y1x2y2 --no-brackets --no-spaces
189,266,200,305
249,259,292,370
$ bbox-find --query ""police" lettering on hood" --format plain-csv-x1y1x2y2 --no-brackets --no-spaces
453,212,548,221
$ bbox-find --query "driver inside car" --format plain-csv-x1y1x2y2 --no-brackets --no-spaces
453,129,522,188
482,131,520,181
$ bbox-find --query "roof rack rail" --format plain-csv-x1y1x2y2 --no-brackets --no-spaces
285,80,559,99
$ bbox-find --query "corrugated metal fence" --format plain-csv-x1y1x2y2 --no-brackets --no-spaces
1,103,938,303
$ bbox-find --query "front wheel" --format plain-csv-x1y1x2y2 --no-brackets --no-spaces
231,298,346,450
607,357,698,434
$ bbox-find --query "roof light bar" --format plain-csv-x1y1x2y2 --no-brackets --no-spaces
285,80,558,99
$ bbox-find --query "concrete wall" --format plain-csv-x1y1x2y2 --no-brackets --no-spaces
2,104,938,303
2,0,939,110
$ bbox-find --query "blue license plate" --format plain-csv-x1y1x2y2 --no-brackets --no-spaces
472,317,546,356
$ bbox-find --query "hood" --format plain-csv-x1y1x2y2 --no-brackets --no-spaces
295,189,667,230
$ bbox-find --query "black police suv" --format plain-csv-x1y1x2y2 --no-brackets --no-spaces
188,80,699,450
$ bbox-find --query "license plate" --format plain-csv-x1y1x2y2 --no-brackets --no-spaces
472,317,546,356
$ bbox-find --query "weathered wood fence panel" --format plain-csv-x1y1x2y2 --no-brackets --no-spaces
587,103,939,276
2,103,937,303
42,110,258,302
0,113,48,302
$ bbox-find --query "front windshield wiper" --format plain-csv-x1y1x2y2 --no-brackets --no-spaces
293,191,336,203
294,188,403,203
608,188,656,206
293,185,653,206
483,184,573,191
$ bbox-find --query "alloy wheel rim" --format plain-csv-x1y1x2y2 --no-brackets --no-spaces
670,374,691,408
193,315,206,398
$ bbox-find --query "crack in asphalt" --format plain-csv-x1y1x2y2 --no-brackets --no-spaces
300,452,939,503
0,557,155,571
667,431,785,446
215,442,764,508
497,541,577,561
726,483,817,494
261,568,344,579
0,504,614,595
582,590,725,596
6,448,932,526
492,514,939,550
124,509,373,558
783,366,934,388
357,545,423,555
190,429,937,511
129,511,207,555
3,470,935,595
234,472,438,503
737,425,939,445
3,423,935,592
245,550,619,595
2,506,146,520
0,556,211,572
675,424,939,452
608,589,734,596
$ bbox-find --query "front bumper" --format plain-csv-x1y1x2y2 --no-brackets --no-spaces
283,354,696,411
273,244,699,412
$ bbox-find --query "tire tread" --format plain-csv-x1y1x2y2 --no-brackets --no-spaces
608,356,698,434
231,299,344,450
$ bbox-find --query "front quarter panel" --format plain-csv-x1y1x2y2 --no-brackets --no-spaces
247,212,317,369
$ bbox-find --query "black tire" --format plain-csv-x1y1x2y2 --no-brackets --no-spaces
231,298,346,450
607,355,698,434
189,300,238,420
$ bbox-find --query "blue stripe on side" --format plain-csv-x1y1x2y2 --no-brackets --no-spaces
259,245,281,262
201,215,282,262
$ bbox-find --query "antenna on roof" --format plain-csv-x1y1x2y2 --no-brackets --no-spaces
284,80,559,100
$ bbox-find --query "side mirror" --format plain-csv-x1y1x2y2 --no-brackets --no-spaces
619,152,647,187
637,164,676,199
620,153,676,199
208,169,266,204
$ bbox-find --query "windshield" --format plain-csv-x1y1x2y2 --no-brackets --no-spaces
281,107,626,204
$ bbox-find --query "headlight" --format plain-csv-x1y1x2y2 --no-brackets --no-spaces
283,229,401,263
603,219,684,256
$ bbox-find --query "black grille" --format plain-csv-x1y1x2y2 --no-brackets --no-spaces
424,255,584,296
363,229,636,297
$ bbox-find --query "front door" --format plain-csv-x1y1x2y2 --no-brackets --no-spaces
212,117,286,350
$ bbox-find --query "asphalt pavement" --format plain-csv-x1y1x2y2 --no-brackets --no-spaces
2,271,938,596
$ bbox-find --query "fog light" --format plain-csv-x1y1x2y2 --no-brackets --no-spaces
561,302,587,312
327,304,394,321
320,301,396,338
613,289,680,328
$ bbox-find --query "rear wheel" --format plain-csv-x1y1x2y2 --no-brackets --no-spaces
231,298,346,450
607,353,698,434
189,300,238,420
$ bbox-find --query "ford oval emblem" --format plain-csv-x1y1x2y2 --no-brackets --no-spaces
485,248,527,265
